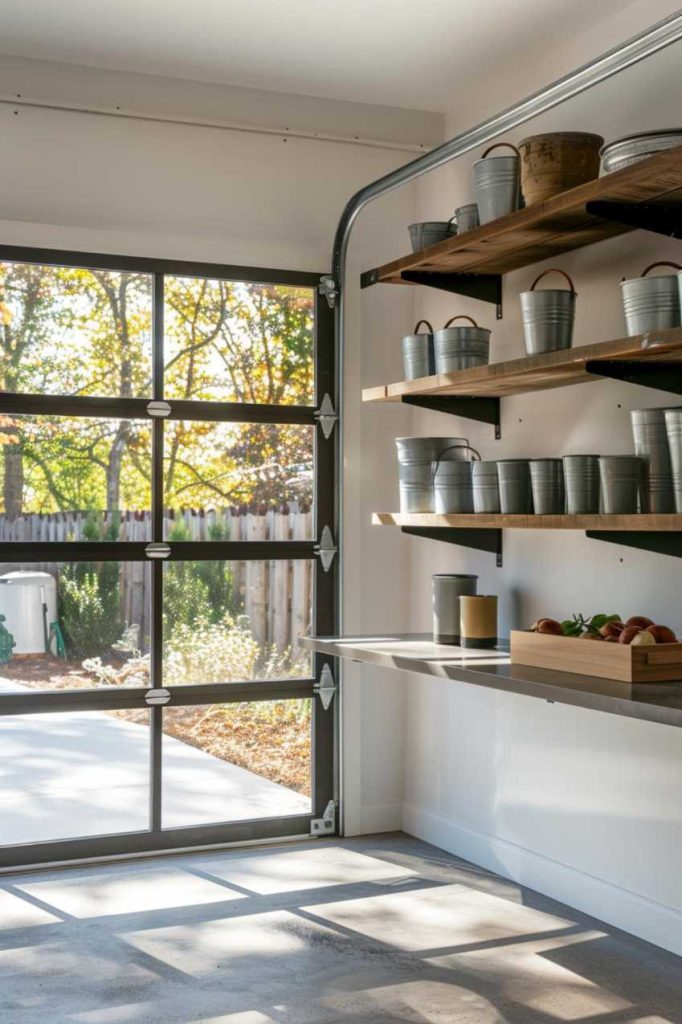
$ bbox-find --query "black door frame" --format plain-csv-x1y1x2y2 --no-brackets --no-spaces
0,245,338,869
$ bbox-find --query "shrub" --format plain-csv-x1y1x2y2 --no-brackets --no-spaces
60,568,123,658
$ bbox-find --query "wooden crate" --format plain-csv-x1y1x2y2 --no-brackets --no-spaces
510,630,682,683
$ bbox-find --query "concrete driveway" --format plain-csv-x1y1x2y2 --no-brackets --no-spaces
0,680,309,846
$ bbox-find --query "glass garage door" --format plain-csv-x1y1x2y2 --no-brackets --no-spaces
0,249,337,868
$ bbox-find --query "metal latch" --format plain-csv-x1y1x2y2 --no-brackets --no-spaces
314,394,338,439
145,542,171,559
318,275,338,309
145,688,171,705
311,800,336,836
147,401,171,418
314,526,337,572
314,663,337,710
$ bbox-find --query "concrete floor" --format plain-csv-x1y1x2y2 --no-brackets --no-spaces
0,833,680,1024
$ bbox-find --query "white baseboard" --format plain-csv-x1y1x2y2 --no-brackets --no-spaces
402,802,682,957
345,803,402,837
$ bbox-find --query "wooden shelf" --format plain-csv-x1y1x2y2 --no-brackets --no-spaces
362,327,682,403
373,512,682,530
299,633,682,729
361,146,682,288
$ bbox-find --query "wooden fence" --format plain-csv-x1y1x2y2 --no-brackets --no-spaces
0,507,313,654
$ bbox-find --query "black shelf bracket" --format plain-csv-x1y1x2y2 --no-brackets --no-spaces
401,394,501,439
586,531,682,558
585,359,682,395
401,526,503,567
585,200,682,239
360,267,503,319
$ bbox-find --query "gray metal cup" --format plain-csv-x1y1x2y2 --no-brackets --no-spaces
455,203,479,233
396,437,469,514
529,459,565,514
408,219,457,252
472,461,500,513
473,144,521,225
434,316,491,373
520,269,576,355
402,320,435,380
664,407,682,512
621,262,681,336
433,573,478,645
497,459,532,514
563,455,600,514
631,408,674,513
598,455,642,514
433,460,475,513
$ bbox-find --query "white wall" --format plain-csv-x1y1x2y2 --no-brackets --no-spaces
0,61,426,841
356,14,682,953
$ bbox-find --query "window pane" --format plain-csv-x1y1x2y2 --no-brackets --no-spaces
161,699,311,828
0,562,150,691
163,278,314,405
0,709,150,846
0,415,152,534
0,261,152,397
163,421,313,535
162,559,313,685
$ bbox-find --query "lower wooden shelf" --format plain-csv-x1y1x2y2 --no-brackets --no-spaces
300,633,682,728
373,512,682,530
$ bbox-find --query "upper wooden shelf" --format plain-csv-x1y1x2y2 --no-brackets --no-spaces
361,146,682,288
362,327,682,402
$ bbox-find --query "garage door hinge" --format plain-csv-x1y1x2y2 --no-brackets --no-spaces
314,663,337,710
314,394,337,439
318,275,338,308
315,525,337,572
311,800,336,836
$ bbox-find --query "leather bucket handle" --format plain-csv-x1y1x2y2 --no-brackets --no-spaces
443,315,479,328
530,268,576,293
641,261,682,277
481,142,521,159
413,320,434,334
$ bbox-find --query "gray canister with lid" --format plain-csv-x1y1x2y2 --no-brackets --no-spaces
433,573,478,645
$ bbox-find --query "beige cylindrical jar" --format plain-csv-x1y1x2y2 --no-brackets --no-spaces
460,595,498,649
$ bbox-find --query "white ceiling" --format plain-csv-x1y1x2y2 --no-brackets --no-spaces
0,0,631,112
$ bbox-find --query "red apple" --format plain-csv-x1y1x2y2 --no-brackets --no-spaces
599,620,625,639
619,626,643,645
647,624,677,644
625,615,654,629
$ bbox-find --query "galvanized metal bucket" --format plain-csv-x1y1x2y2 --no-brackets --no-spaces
529,458,565,514
396,436,469,514
455,203,479,233
472,461,500,513
497,459,532,514
408,218,457,252
402,320,435,380
600,129,682,175
598,455,642,514
563,454,600,514
520,268,576,355
473,142,521,225
434,315,491,373
631,407,674,512
664,407,682,513
432,445,481,514
621,262,682,336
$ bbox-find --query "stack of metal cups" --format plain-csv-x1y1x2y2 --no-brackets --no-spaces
631,408,674,512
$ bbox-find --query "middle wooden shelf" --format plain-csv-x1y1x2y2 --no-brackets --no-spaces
363,326,682,404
